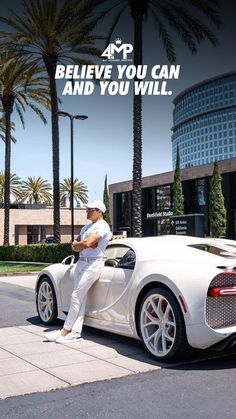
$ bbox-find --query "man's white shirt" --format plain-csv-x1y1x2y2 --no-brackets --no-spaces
79,219,112,257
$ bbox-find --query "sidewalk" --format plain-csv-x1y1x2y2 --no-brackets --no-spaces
0,275,160,400
0,324,161,400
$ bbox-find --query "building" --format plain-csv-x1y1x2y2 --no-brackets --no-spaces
172,72,236,168
109,157,236,239
0,205,87,245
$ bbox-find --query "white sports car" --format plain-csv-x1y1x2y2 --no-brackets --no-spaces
36,235,236,361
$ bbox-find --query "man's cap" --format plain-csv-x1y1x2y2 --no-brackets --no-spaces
85,200,106,213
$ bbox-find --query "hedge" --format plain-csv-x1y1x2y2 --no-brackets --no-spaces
0,243,75,263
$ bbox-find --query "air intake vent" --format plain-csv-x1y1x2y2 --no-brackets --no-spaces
206,272,236,329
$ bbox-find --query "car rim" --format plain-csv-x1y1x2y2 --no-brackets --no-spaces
140,293,176,357
38,281,54,322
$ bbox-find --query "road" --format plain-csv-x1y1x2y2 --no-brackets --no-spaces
0,279,38,327
0,275,236,418
1,353,236,419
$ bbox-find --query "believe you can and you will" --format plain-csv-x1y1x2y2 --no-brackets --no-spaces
55,64,181,96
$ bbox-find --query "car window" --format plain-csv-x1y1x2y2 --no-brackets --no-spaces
225,244,236,251
104,245,132,260
188,244,235,257
116,249,136,270
189,244,209,252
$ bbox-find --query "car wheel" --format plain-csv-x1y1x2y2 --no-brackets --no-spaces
36,277,58,325
139,287,188,361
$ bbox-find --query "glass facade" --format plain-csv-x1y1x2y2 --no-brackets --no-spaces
156,186,171,209
113,169,236,239
172,73,236,167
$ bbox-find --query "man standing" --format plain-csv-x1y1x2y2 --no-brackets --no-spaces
45,200,112,343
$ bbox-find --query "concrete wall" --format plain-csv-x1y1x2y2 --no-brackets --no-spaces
0,207,88,245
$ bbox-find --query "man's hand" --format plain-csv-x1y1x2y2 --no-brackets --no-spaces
71,240,78,252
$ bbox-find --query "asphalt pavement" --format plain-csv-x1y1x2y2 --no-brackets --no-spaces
1,351,236,419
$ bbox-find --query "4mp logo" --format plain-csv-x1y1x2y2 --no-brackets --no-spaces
101,38,133,61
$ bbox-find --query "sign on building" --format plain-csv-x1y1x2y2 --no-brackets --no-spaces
170,214,205,237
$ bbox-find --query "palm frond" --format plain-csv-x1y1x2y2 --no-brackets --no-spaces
15,102,25,128
170,3,219,46
150,6,176,63
105,4,127,47
185,0,222,29
60,177,88,207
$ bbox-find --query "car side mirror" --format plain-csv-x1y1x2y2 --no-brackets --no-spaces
62,255,75,265
104,258,119,267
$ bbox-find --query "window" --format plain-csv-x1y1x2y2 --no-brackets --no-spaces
156,218,171,235
104,245,136,270
156,186,171,210
117,249,136,270
188,244,234,258
117,192,131,231
27,226,39,244
104,245,129,260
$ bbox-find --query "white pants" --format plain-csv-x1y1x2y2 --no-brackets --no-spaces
64,259,104,335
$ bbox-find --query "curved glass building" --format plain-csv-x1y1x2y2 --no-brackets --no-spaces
172,72,236,168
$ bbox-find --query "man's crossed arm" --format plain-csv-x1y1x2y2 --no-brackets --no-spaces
71,233,101,252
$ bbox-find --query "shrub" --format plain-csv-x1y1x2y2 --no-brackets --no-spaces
0,243,73,263
209,161,227,238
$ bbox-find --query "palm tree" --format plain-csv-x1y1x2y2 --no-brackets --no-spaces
96,0,221,236
0,0,103,243
0,52,50,245
16,176,53,205
0,109,16,143
0,171,22,204
60,178,88,208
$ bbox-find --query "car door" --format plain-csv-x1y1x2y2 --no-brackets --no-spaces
95,245,136,323
60,259,111,318
85,245,130,316
60,245,135,321
60,262,76,310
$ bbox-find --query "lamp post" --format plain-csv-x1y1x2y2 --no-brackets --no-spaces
57,111,88,242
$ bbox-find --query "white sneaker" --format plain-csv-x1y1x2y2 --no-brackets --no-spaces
55,332,81,343
44,330,62,342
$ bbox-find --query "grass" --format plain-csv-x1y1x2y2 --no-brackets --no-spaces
0,261,49,273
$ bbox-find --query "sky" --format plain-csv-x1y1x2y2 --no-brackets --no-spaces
0,0,236,202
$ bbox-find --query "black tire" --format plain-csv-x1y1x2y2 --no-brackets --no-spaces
36,277,58,325
138,287,189,362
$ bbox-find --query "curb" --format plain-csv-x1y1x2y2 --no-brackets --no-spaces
0,272,40,277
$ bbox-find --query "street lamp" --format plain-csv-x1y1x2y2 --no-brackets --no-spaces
57,111,88,242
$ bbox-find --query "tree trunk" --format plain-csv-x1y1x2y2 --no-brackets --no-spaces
43,54,61,243
132,12,143,237
2,96,14,246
